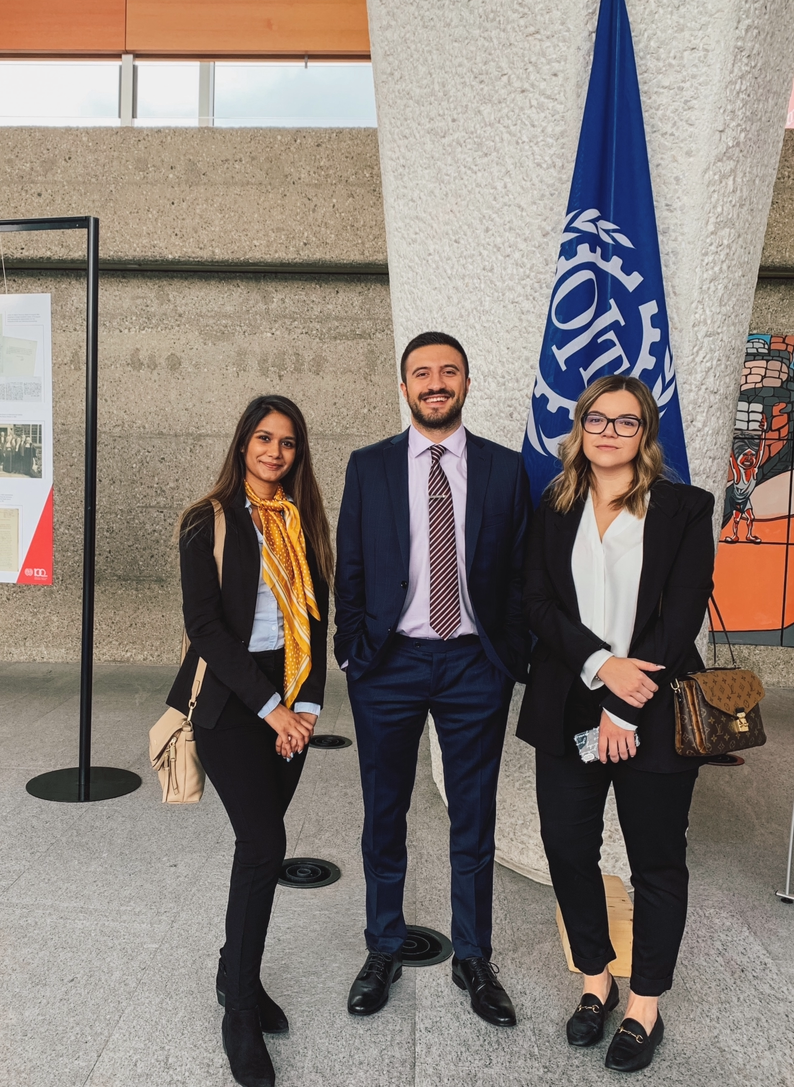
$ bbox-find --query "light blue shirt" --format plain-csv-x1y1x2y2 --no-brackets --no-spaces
246,498,321,721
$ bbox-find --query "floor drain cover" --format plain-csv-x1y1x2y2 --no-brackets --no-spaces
278,858,341,889
309,734,352,749
706,753,745,767
402,925,453,967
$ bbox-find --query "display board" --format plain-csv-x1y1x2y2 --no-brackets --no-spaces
712,333,794,643
0,294,53,584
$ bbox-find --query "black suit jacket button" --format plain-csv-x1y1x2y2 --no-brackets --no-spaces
400,581,408,588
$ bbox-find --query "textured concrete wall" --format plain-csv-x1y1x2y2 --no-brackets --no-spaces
0,128,397,663
0,128,386,270
367,0,794,884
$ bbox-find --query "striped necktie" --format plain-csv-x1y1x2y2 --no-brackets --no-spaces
428,444,461,639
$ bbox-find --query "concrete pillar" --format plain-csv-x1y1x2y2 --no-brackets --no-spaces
368,0,794,883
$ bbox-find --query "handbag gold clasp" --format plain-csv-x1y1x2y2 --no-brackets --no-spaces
735,709,749,733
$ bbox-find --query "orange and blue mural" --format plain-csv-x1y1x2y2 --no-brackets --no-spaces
712,334,794,644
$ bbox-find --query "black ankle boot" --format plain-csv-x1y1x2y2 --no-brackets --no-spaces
216,959,289,1033
221,1009,276,1087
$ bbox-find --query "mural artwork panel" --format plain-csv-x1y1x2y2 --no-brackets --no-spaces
712,334,794,644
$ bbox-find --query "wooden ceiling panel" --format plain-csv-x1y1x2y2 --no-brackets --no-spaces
0,0,126,54
126,0,370,56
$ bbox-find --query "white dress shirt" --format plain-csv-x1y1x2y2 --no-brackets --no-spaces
572,492,645,731
396,423,478,638
245,498,321,721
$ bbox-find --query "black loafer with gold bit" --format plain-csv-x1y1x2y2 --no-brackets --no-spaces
605,1013,664,1072
566,976,620,1047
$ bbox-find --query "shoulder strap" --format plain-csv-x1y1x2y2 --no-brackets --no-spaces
210,499,225,586
187,657,207,717
183,501,228,710
709,594,737,668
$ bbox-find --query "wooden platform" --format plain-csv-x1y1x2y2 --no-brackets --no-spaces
556,874,634,978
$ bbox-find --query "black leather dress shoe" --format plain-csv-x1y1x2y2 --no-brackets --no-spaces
347,950,403,1016
605,1013,664,1072
216,959,289,1034
222,1009,276,1087
451,955,517,1027
566,976,620,1046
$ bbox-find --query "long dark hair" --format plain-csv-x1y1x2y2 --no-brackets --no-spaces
179,395,334,585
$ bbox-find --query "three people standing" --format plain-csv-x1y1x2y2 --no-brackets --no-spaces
170,351,715,1083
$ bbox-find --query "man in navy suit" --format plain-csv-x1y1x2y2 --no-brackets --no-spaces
335,331,531,1025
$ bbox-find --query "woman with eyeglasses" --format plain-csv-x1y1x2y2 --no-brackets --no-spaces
169,394,333,1087
517,375,715,1073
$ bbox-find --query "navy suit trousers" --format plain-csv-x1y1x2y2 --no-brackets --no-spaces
347,635,513,960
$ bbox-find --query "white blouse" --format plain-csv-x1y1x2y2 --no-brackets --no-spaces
572,492,646,731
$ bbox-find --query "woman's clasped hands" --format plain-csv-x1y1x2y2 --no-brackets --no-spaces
265,702,316,759
595,655,664,764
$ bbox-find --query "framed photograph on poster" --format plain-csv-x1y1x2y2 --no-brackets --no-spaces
0,294,53,584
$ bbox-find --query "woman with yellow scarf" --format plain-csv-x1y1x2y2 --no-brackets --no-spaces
169,395,333,1087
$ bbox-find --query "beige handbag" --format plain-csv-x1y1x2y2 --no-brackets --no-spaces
149,501,225,803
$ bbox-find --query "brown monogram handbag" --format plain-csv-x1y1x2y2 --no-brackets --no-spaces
672,598,766,758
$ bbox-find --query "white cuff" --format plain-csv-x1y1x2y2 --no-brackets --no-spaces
294,702,321,718
581,649,613,690
258,692,281,719
341,660,348,671
603,708,637,732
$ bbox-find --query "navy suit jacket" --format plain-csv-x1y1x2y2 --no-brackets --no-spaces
334,427,532,683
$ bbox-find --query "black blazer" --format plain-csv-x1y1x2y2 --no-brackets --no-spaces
516,479,715,773
167,486,329,729
334,427,532,682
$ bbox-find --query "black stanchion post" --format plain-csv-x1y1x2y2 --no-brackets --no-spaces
12,214,142,803
77,216,99,801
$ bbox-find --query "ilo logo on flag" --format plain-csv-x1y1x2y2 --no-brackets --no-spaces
529,208,676,453
523,0,689,506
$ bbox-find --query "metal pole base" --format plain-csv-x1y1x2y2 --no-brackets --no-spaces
26,767,142,803
775,891,794,904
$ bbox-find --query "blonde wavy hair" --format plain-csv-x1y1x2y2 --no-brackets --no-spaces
548,375,665,517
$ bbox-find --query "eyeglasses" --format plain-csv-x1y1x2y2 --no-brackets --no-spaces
582,412,643,437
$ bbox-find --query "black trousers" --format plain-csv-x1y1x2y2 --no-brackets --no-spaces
194,649,306,1011
536,693,698,995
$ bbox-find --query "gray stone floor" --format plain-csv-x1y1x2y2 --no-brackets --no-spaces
1,663,793,1087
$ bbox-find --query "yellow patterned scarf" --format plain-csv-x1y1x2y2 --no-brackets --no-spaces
245,481,320,708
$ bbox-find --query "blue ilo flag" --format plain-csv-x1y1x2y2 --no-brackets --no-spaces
523,0,689,506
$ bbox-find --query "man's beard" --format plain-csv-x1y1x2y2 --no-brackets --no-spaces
407,390,465,430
